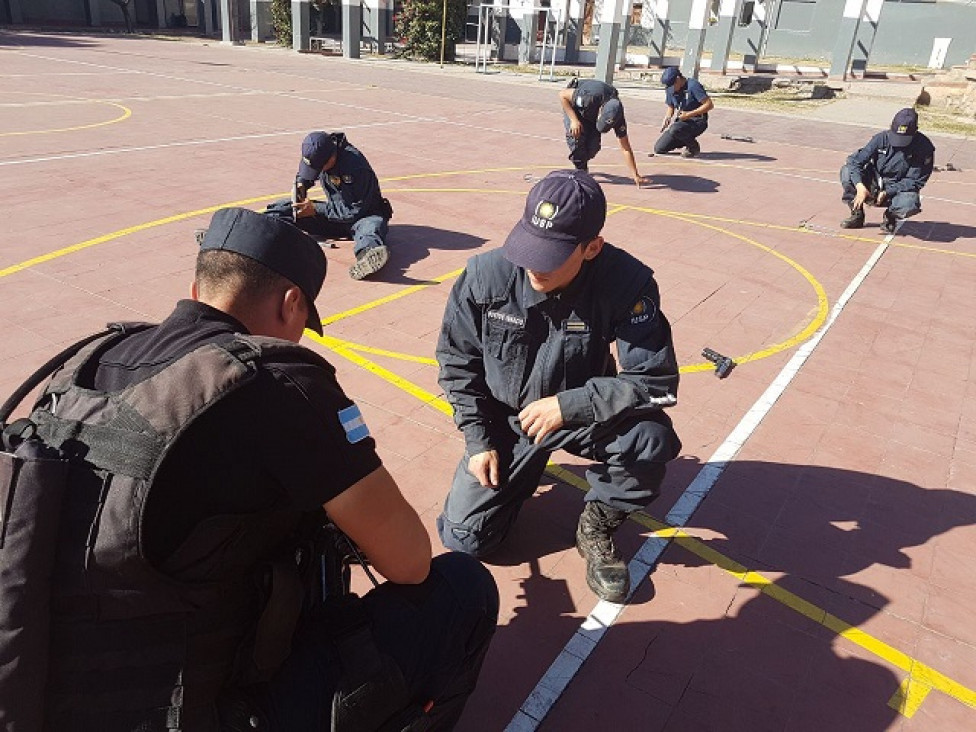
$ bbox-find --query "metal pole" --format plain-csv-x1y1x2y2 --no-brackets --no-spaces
440,0,448,67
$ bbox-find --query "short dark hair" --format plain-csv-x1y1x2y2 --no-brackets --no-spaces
195,249,292,302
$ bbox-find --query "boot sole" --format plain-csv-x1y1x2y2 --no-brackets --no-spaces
349,245,389,280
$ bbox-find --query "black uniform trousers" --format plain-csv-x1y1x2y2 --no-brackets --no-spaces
243,553,498,731
654,117,707,155
839,164,922,220
563,115,602,170
438,411,679,558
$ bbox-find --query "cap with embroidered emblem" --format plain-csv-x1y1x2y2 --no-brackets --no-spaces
660,67,681,87
595,98,623,133
889,108,918,147
503,170,607,272
297,131,337,182
199,207,326,335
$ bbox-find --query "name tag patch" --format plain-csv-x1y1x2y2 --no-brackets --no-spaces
338,404,370,444
487,310,525,327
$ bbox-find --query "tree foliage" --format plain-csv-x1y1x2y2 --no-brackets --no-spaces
270,0,293,45
394,0,467,62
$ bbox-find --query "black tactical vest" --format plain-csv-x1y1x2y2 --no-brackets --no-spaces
0,325,334,731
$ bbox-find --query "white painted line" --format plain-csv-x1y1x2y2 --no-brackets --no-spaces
506,234,895,730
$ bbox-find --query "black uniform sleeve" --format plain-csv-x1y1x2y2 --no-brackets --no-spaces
261,360,382,510
887,138,935,194
557,278,679,425
846,133,884,186
435,262,495,455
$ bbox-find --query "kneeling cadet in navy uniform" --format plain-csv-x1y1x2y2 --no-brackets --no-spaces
435,170,682,603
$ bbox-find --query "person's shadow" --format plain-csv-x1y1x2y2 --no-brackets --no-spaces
697,150,778,163
454,456,976,730
896,219,976,243
373,225,486,285
643,173,721,193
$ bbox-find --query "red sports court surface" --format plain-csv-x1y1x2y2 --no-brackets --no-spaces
2,30,976,731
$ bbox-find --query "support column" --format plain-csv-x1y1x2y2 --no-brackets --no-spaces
741,0,767,70
156,0,167,28
564,0,584,64
360,0,391,53
509,0,538,66
679,0,709,79
292,0,310,50
89,0,103,26
595,0,627,84
220,0,242,43
201,0,217,35
829,0,867,80
342,0,362,59
711,0,743,74
250,0,272,41
850,0,884,76
8,0,23,24
614,0,633,70
647,0,669,66
493,0,512,62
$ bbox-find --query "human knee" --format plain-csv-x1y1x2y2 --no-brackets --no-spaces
431,552,500,619
888,192,921,219
436,513,505,559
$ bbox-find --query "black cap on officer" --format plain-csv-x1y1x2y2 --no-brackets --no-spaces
889,108,919,147
200,207,327,335
297,131,337,182
503,170,607,273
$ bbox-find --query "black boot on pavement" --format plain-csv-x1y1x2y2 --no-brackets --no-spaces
840,206,865,229
880,209,899,234
349,244,390,280
576,501,631,603
681,139,701,158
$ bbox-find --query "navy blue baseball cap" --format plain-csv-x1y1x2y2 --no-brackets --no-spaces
503,170,607,272
297,131,337,182
661,67,681,87
595,98,623,133
200,207,326,335
889,108,919,147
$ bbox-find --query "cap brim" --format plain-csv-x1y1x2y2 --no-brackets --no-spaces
889,132,914,147
297,160,322,182
502,219,579,272
305,299,323,336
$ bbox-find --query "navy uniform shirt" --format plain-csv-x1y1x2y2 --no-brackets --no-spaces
92,299,382,564
436,245,679,455
846,130,936,194
666,77,710,118
571,80,629,138
305,133,385,223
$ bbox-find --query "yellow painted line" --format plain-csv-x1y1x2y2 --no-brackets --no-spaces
0,101,132,137
0,194,280,279
619,206,830,373
305,332,453,417
339,341,438,366
547,464,976,717
320,268,463,327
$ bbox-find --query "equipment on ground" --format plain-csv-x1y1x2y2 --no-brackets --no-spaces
720,133,755,143
702,347,735,378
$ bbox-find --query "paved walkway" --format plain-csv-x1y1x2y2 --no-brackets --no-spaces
1,30,975,731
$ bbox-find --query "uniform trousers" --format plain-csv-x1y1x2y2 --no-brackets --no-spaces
266,200,389,257
438,411,680,558
839,164,922,219
654,117,707,154
563,116,602,170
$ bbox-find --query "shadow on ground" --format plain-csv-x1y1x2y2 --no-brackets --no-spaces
379,225,487,285
898,219,976,243
456,454,975,730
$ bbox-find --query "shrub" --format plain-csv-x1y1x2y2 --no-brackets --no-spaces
270,0,292,45
394,0,467,62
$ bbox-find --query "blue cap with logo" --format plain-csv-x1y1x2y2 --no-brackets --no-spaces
889,108,918,147
200,207,326,335
503,170,607,272
297,131,338,182
660,67,681,87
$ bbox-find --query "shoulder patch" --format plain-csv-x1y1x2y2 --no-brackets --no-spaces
329,174,342,186
338,404,370,444
342,174,353,184
629,296,657,325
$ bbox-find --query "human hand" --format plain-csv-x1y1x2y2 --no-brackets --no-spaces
293,199,316,219
634,174,648,188
518,396,565,444
660,117,672,132
876,190,888,206
569,118,582,140
468,450,500,489
852,183,869,210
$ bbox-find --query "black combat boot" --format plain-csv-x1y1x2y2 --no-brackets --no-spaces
840,205,865,229
880,209,898,234
681,139,700,158
576,501,631,603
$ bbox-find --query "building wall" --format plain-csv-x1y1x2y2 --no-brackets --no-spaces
13,0,158,28
638,0,975,68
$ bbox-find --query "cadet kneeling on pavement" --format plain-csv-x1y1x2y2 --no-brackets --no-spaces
840,108,935,233
268,131,394,279
435,170,682,603
654,67,713,158
0,208,497,731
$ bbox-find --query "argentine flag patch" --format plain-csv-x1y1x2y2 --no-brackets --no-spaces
338,404,370,444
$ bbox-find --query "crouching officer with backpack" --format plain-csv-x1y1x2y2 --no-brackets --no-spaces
0,208,498,731
266,131,395,280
